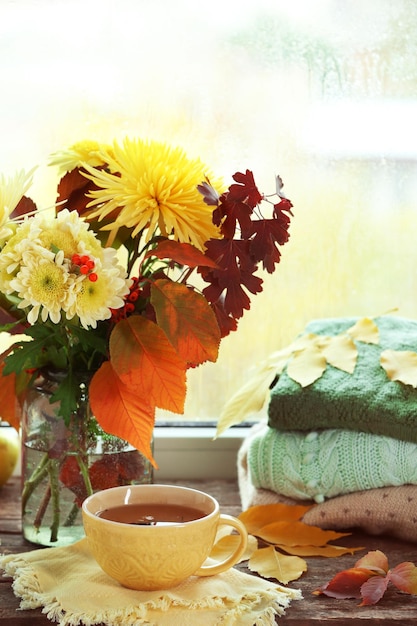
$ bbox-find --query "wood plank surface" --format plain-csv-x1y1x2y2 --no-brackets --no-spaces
1,477,417,625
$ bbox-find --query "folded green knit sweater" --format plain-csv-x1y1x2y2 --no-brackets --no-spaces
268,315,417,443
248,425,417,503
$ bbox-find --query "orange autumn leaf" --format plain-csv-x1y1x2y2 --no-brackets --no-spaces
355,549,388,574
89,361,157,467
109,315,187,413
248,545,307,584
256,520,350,546
380,349,417,388
145,239,220,269
151,279,221,367
238,503,312,535
314,567,377,599
0,364,20,430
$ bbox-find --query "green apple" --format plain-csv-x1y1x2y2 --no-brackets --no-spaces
0,426,19,487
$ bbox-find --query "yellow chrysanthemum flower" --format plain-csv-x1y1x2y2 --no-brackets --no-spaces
83,138,223,251
49,140,114,174
0,168,36,243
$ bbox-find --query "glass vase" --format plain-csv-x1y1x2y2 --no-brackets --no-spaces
21,370,153,547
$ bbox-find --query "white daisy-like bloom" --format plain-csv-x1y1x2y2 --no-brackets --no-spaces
10,251,73,325
0,208,130,327
0,221,36,294
66,248,130,329
0,168,36,243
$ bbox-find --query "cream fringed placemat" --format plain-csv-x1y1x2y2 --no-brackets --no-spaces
1,538,301,626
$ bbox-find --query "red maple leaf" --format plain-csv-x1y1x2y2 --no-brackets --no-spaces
249,214,291,273
213,194,253,239
200,239,263,320
10,195,37,221
229,170,263,207
212,170,263,239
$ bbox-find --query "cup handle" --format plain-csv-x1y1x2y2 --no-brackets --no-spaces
194,514,248,577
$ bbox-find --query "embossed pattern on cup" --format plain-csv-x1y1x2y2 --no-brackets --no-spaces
82,484,247,590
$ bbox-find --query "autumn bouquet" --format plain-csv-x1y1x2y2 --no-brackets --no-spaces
0,138,293,543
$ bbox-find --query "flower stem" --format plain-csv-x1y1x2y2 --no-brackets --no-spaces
48,459,61,543
33,483,51,530
21,452,50,514
77,454,94,497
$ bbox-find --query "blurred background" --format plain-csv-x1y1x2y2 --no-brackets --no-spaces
1,0,416,421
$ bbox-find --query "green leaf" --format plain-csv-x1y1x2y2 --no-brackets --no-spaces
49,371,80,421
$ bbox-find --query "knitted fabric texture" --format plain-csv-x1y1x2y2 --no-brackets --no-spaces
247,425,417,503
238,426,417,542
0,538,301,626
268,315,417,443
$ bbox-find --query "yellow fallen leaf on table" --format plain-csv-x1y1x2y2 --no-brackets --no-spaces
238,503,312,535
210,533,258,563
248,546,307,584
256,520,350,547
276,543,364,557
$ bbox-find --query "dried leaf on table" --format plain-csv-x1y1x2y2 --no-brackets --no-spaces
248,546,307,584
238,503,312,535
256,520,350,547
314,549,417,606
276,543,364,558
210,533,258,563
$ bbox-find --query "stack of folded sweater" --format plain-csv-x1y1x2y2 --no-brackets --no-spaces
238,315,417,542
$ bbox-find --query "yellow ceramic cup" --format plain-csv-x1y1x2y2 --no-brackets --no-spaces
82,484,248,590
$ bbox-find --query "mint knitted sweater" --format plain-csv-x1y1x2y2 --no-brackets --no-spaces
247,426,417,503
268,315,417,442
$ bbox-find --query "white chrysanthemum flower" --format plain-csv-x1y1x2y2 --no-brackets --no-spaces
67,253,130,329
0,221,34,293
48,140,114,174
0,208,130,327
11,253,72,324
0,168,36,243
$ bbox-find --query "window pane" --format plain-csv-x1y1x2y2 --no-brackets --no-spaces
2,0,416,421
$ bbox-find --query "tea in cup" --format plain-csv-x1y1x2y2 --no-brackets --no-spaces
82,484,248,590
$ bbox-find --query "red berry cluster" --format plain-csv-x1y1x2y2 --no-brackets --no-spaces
111,276,141,322
71,254,98,282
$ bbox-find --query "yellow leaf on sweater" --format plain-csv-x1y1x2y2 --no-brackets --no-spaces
380,349,417,387
215,362,277,437
248,546,307,584
347,317,379,344
287,344,327,387
321,334,358,373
